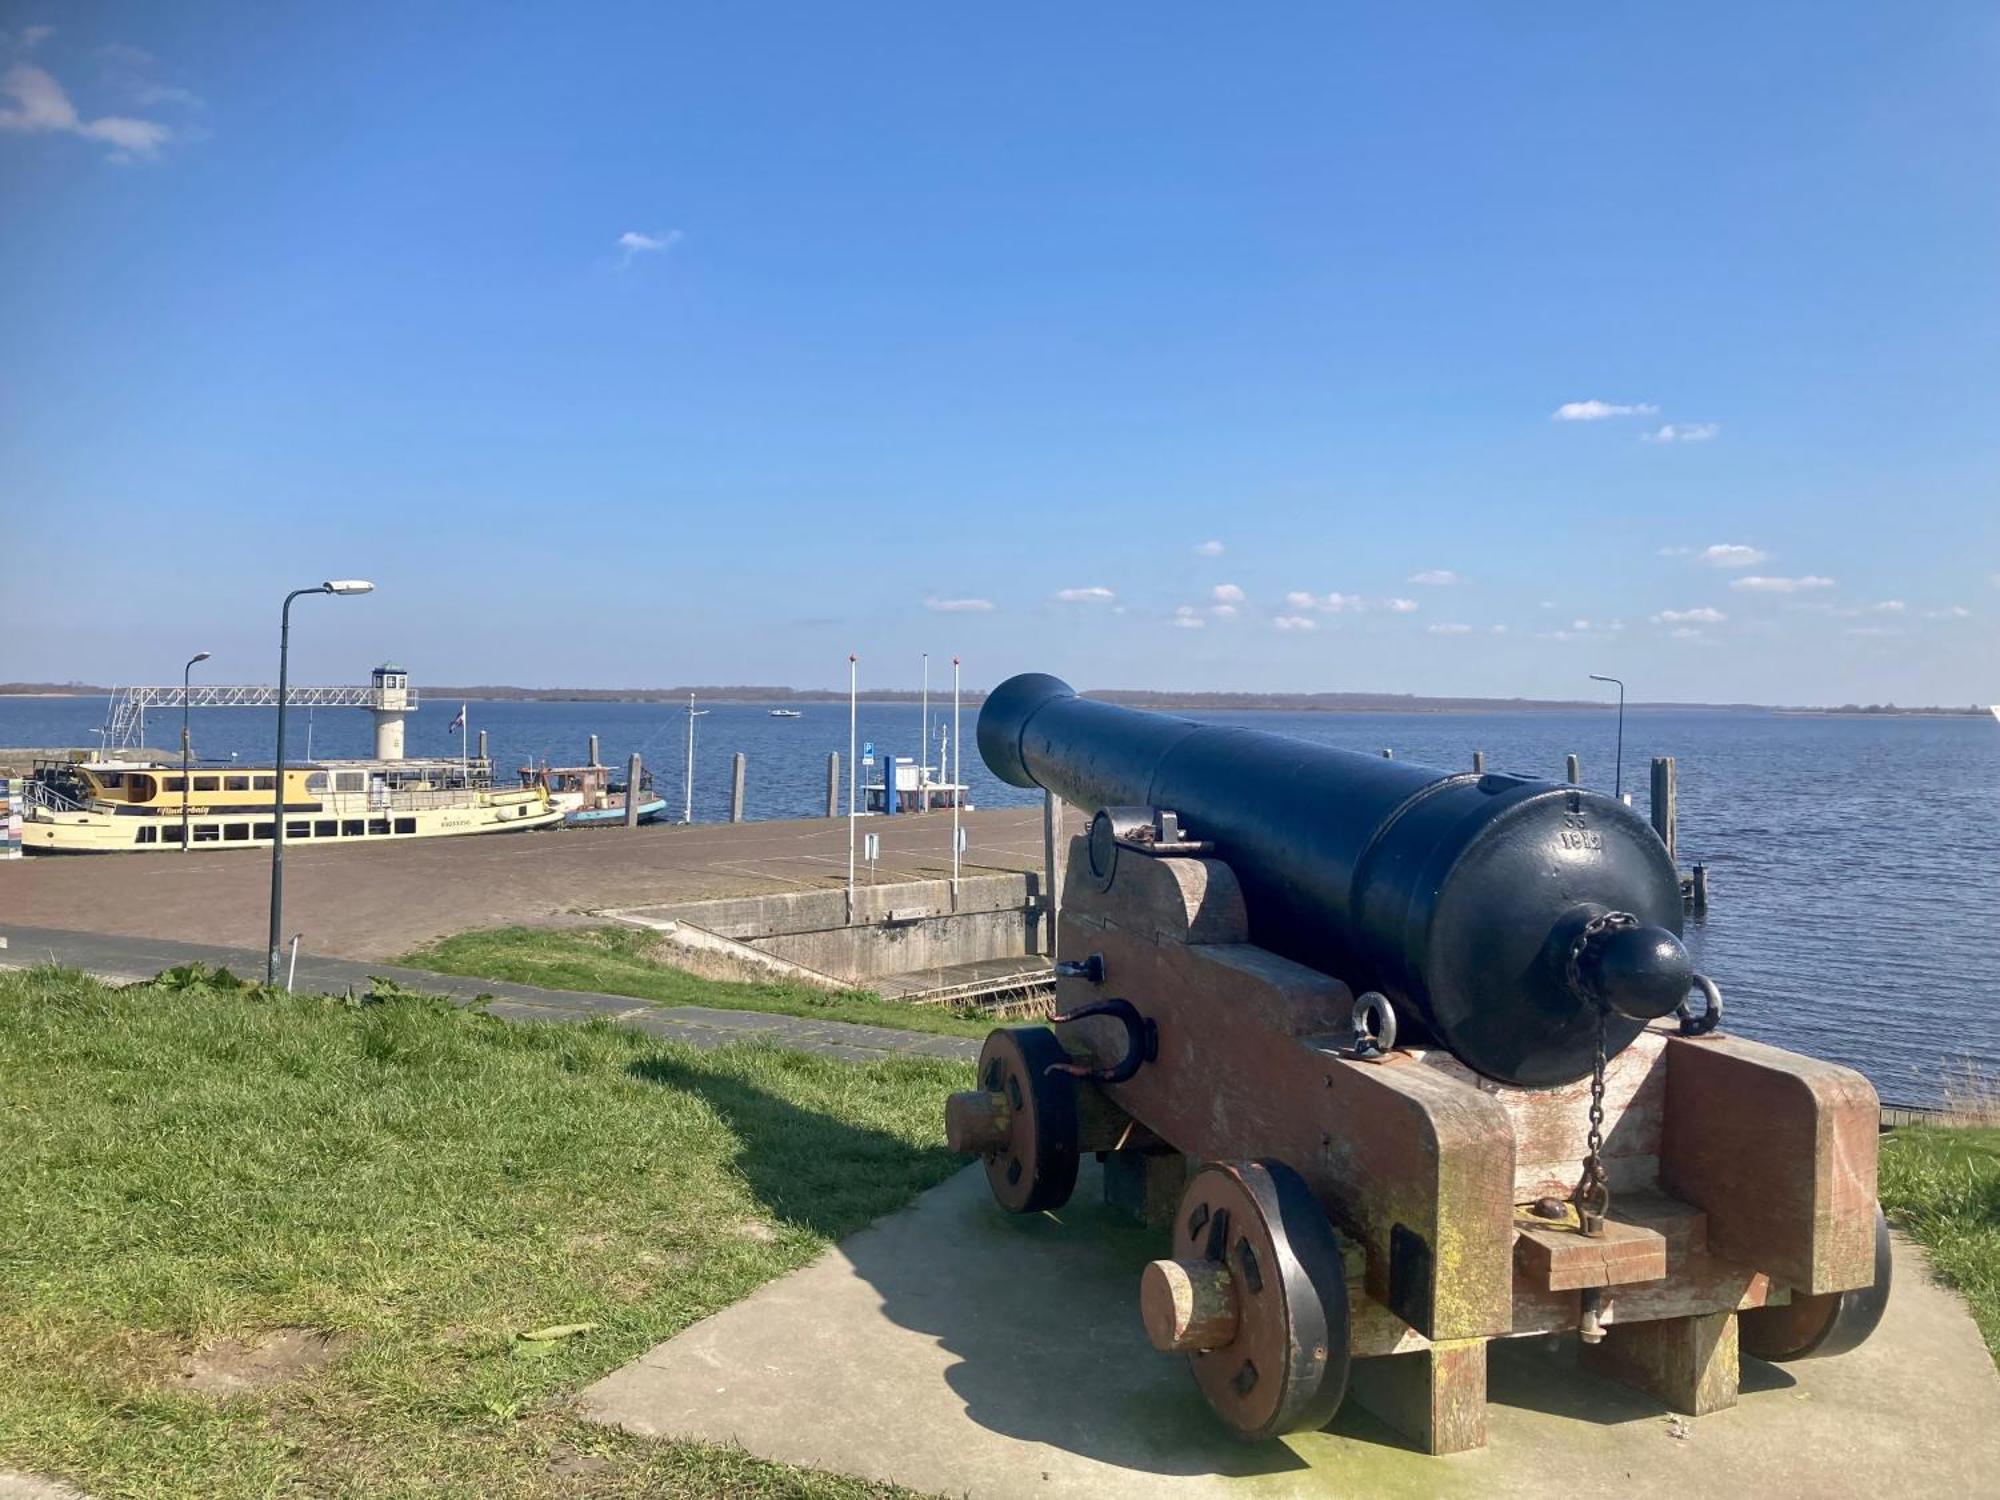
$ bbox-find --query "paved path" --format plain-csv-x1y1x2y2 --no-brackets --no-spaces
0,924,979,1066
0,805,1061,959
581,1157,2000,1500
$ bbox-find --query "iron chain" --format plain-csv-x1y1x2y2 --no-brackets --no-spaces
1566,911,1636,1236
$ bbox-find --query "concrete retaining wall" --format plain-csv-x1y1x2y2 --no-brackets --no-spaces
607,872,1046,985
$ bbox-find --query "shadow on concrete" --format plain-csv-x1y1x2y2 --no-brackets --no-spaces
624,1057,1315,1479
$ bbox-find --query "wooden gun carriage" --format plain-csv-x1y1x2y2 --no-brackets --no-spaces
946,675,1889,1451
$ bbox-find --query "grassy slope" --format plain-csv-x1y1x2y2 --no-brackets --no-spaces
0,965,971,1498
400,924,990,1039
1880,1124,2000,1362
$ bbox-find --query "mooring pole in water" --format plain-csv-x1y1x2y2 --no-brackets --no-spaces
588,733,599,767
1566,753,1581,785
1691,861,1709,911
951,655,962,904
847,655,859,923
826,751,840,819
477,728,488,762
730,752,746,822
1651,756,1677,864
626,753,642,828
1472,749,1486,774
1381,747,1393,759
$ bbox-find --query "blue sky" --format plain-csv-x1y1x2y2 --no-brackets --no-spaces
2,4,1995,704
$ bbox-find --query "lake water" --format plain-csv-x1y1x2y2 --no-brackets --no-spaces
4,693,1996,1109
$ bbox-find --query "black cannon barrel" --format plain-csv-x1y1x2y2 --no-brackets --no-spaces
980,673,1689,1087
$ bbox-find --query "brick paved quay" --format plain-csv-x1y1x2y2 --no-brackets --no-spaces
0,805,1061,960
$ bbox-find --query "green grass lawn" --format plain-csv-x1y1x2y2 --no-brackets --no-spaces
0,964,972,1498
1880,1124,2000,1363
400,924,992,1039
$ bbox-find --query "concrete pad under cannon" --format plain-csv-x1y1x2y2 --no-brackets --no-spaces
578,1158,2000,1500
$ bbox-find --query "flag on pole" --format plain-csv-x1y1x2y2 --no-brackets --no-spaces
448,704,466,733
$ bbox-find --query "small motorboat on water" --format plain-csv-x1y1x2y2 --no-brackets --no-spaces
768,708,803,718
520,762,671,827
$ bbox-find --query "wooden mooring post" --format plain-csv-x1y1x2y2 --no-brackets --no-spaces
1565,753,1580,785
1650,756,1677,863
826,751,840,818
1381,748,1393,759
588,733,600,767
730,752,746,822
624,753,643,829
1472,750,1486,774
476,728,488,761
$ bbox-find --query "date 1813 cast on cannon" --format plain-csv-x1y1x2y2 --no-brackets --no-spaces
946,673,1889,1451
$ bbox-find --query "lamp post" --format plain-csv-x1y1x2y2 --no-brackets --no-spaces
267,580,374,986
180,650,210,853
1588,673,1626,798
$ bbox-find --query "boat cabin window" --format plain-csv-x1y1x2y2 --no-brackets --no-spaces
306,772,329,794
254,775,276,791
162,826,184,843
224,775,250,792
254,822,275,840
368,817,391,836
341,819,363,837
336,772,366,793
193,823,219,842
224,823,250,841
136,826,157,844
314,819,336,837
164,776,185,792
96,772,125,789
193,776,219,792
126,775,158,802
393,816,416,835
286,820,310,838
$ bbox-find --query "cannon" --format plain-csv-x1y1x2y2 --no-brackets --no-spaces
947,674,1889,1450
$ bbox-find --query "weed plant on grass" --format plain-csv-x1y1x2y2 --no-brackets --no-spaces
401,924,992,1038
1880,1124,2000,1364
0,965,969,1498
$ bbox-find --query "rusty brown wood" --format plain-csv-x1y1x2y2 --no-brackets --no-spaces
1660,1034,1879,1295
1580,1307,1740,1416
1514,1219,1668,1292
1056,839,1517,1343
1347,1339,1489,1455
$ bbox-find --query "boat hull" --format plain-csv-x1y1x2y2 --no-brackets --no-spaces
563,797,671,828
22,793,562,854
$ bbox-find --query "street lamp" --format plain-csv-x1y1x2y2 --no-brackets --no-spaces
180,651,210,853
1588,674,1626,798
267,580,374,985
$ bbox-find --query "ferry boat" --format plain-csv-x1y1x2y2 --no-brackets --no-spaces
768,708,803,719
18,753,561,854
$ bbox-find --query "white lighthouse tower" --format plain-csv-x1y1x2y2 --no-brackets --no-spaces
370,663,412,761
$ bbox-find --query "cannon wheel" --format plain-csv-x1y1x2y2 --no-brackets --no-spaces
1166,1160,1351,1441
1740,1203,1892,1362
974,1026,1080,1214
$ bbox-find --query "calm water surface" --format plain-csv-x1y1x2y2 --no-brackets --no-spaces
5,694,1996,1108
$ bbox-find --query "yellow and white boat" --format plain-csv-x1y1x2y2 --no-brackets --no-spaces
19,753,561,854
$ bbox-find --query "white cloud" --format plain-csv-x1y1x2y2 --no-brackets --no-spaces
1409,569,1461,587
1844,625,1901,638
1172,605,1205,630
1668,627,1704,640
1641,422,1721,444
923,595,995,613
1209,603,1238,619
1553,400,1659,422
1697,544,1765,569
1193,539,1225,557
1870,600,1906,614
617,229,684,265
1211,583,1245,604
0,61,171,158
1926,605,1971,620
1054,586,1115,603
1385,597,1419,613
1656,545,1695,557
1731,575,1834,594
1285,590,1368,614
1272,615,1317,632
1427,623,1472,636
1652,607,1726,625
1539,600,1556,610
1489,624,1508,636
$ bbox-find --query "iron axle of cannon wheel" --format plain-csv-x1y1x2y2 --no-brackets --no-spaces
950,1026,1082,1214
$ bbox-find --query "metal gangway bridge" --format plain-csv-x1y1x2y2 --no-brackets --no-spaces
100,681,419,752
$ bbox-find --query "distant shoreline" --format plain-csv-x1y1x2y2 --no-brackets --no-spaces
2,685,1988,717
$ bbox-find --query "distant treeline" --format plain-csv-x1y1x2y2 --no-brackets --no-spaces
3,683,1987,716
